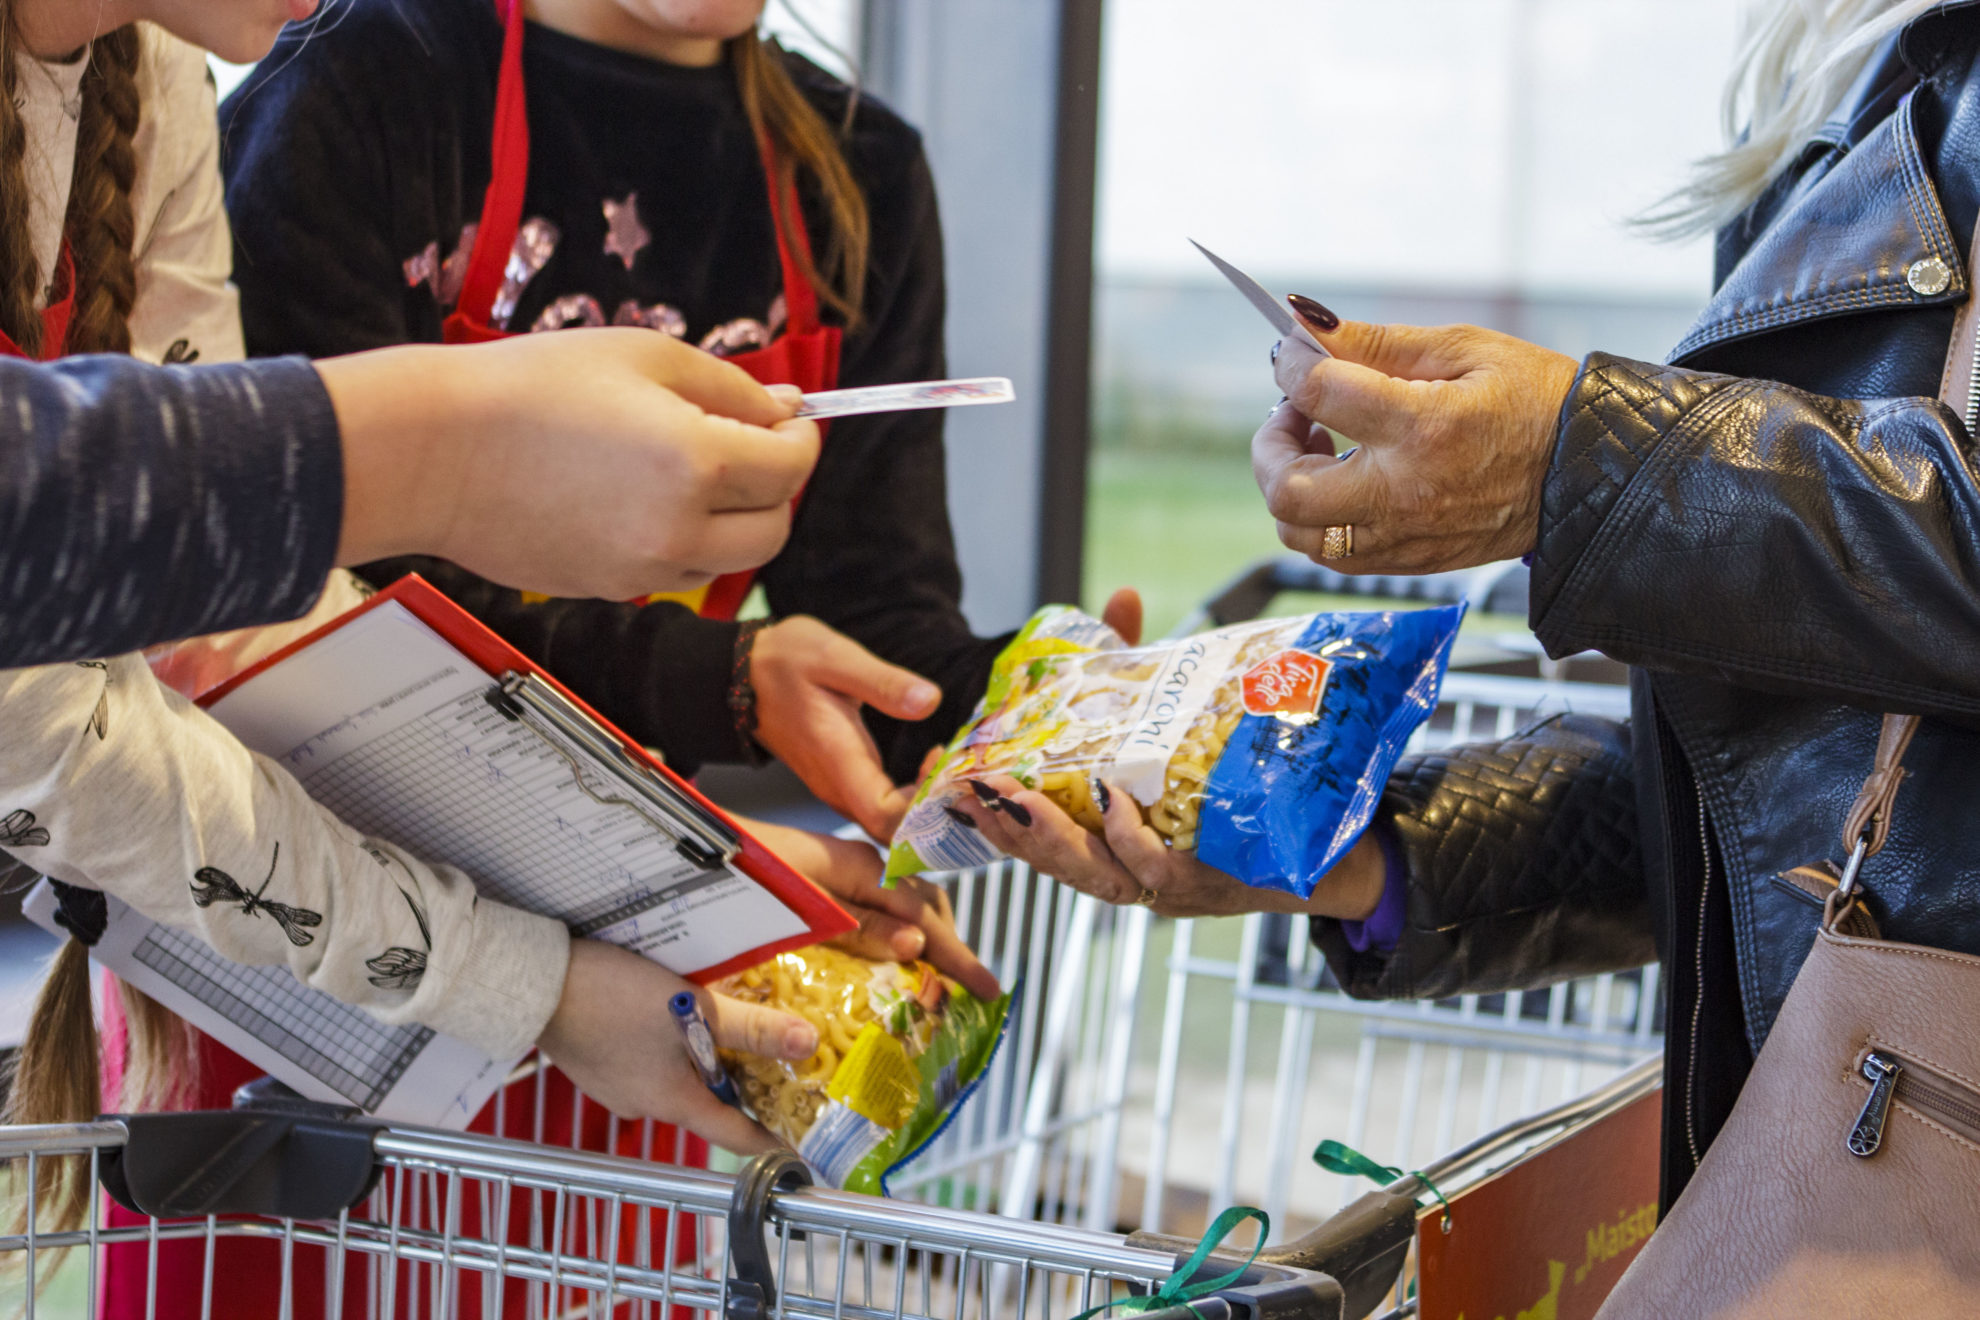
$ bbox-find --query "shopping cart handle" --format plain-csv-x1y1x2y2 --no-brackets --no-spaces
96,1099,384,1222
1262,1187,1420,1320
725,1149,814,1320
1121,1231,1349,1320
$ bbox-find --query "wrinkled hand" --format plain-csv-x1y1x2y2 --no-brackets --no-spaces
536,938,817,1154
1258,318,1580,573
745,819,1002,1001
952,774,1386,921
748,616,942,840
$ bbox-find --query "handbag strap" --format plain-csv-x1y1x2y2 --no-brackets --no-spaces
1835,211,1980,869
1841,713,1919,860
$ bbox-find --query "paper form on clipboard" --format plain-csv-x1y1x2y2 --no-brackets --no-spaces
29,575,853,1127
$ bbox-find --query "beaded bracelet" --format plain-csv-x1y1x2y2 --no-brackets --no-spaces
728,618,773,766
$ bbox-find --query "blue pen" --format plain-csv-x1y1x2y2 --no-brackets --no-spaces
670,990,740,1106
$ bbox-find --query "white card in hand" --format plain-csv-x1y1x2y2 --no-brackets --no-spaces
795,376,1015,419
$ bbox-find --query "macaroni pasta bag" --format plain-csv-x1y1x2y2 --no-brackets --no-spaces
886,603,1466,897
715,945,1010,1194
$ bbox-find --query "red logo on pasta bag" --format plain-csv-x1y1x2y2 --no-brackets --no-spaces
1241,650,1330,719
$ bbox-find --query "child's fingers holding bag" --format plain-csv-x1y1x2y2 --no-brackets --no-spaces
536,940,817,1155
705,987,820,1061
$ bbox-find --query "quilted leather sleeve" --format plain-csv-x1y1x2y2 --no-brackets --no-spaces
1533,352,1980,725
1313,713,1653,1000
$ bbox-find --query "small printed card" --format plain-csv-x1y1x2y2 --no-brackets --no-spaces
796,376,1015,420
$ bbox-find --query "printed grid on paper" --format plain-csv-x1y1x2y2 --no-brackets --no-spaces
300,691,710,929
132,922,432,1110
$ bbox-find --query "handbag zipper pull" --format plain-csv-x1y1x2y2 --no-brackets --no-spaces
1848,1051,1903,1158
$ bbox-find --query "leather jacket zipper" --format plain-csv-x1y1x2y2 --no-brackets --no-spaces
1966,327,1980,436
1848,1049,1980,1157
1684,790,1712,1169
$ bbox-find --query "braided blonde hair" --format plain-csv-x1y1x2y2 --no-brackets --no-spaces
0,10,189,1262
0,10,141,354
1644,0,1944,238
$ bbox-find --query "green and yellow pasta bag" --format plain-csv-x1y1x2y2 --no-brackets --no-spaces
887,603,1464,898
715,944,1009,1194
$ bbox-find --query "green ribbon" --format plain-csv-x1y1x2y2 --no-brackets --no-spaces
1312,1139,1452,1220
1071,1205,1269,1320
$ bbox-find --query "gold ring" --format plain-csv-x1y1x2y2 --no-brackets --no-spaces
1135,887,1159,907
1320,524,1354,560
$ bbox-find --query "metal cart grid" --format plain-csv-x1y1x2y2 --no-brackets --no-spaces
1,1118,1335,1320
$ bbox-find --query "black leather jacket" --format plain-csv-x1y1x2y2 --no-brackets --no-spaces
1313,4,1980,1207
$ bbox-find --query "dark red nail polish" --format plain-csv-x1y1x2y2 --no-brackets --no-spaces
1286,295,1339,332
997,798,1034,828
965,779,999,803
943,805,980,830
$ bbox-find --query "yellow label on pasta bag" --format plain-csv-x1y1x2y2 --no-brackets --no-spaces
826,1023,921,1130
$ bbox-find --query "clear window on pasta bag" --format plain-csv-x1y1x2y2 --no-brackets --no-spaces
715,945,1011,1194
886,603,1465,897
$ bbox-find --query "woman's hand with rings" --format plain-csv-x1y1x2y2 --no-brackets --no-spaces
1257,314,1580,573
951,773,1389,922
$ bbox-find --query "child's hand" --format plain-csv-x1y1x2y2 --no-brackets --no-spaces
746,616,939,841
322,329,820,602
536,939,817,1154
743,820,1003,1002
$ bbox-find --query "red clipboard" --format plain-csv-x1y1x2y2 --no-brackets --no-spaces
200,573,856,983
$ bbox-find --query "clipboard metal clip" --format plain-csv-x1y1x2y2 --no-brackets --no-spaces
487,671,739,869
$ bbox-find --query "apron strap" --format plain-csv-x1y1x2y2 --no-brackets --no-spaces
458,4,822,340
456,0,531,329
41,241,74,356
0,240,77,361
759,139,822,335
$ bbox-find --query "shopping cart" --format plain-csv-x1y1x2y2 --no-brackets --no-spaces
0,1094,1348,1320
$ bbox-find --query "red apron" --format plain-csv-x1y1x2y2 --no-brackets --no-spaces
448,0,841,621
0,241,76,360
99,5,839,1315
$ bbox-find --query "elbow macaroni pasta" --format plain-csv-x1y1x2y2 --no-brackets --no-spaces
904,611,1310,852
716,945,907,1147
886,603,1465,897
713,945,1009,1193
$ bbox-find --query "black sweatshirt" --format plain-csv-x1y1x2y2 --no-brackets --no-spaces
0,354,340,666
219,0,1005,779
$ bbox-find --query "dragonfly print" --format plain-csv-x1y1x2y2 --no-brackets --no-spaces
190,843,323,947
0,808,49,848
366,884,432,991
75,661,108,740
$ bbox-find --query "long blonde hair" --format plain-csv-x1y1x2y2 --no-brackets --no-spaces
1644,0,1945,238
729,33,871,327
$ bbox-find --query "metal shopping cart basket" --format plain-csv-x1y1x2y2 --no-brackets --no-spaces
0,1093,1351,1320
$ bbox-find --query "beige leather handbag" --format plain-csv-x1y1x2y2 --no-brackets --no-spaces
1595,713,1980,1318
